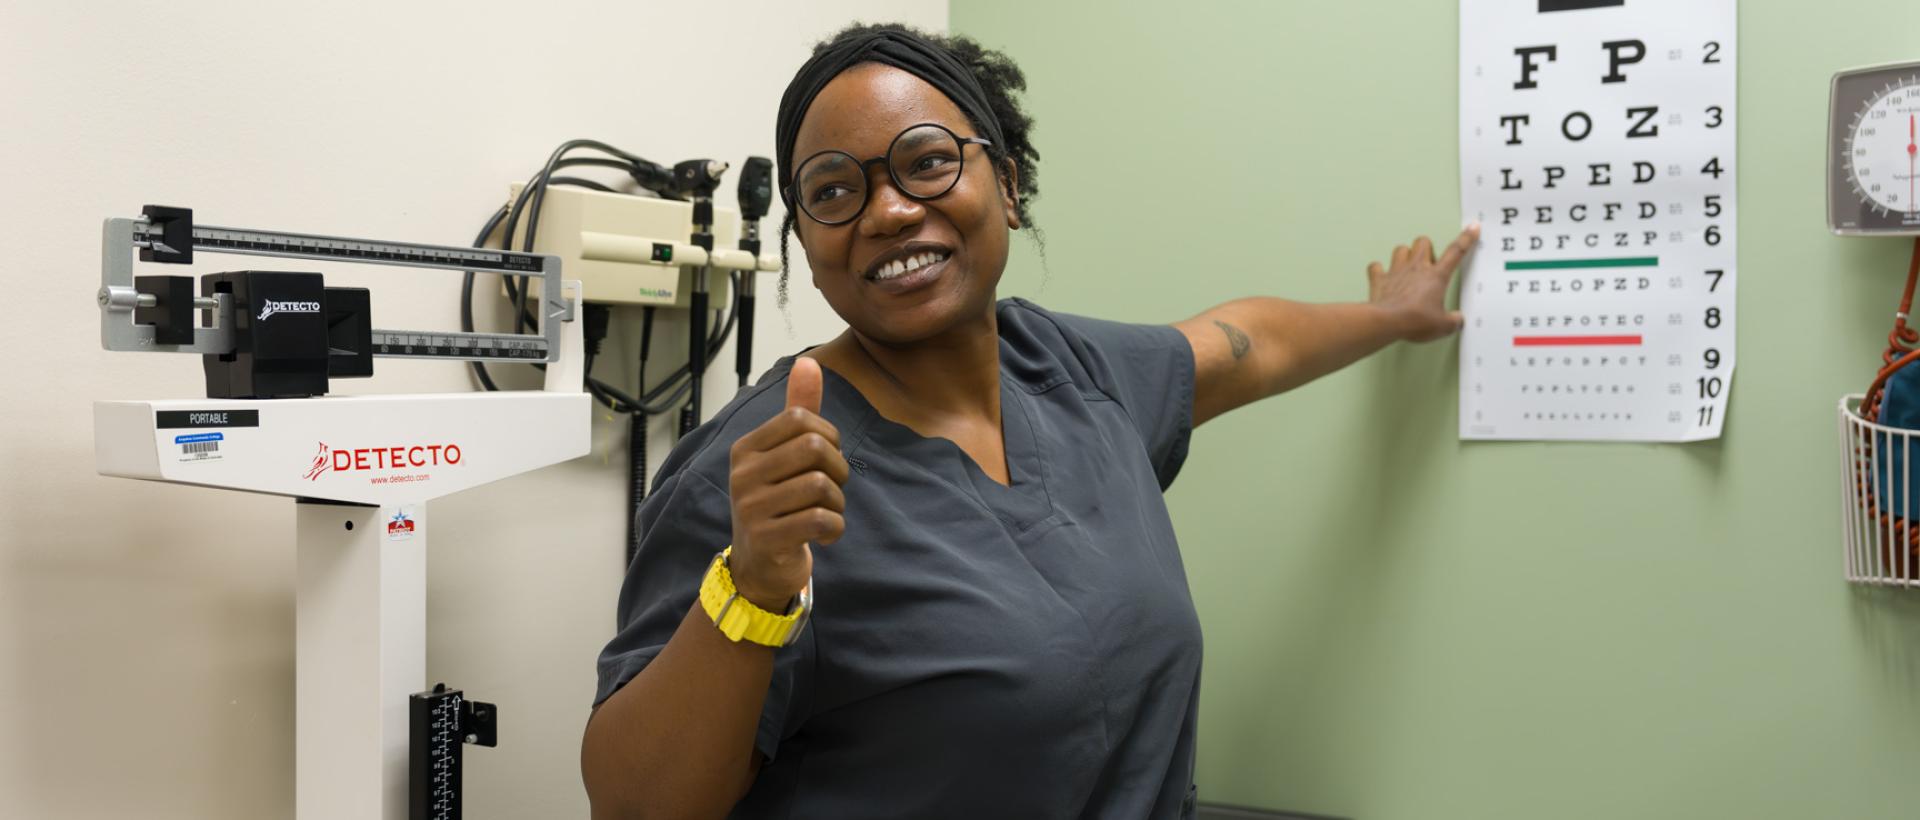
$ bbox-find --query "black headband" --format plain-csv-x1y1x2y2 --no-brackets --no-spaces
775,28,1006,204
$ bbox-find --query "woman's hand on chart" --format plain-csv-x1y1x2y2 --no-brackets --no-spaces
726,357,849,612
1367,223,1480,343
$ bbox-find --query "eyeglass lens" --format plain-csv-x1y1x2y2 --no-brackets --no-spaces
794,124,969,224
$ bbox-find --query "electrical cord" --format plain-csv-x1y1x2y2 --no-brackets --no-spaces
557,156,647,174
586,292,738,416
732,270,752,388
548,176,617,193
467,150,678,353
458,139,754,580
627,305,657,567
576,270,740,416
458,140,741,413
508,141,671,322
461,175,596,391
463,146,682,395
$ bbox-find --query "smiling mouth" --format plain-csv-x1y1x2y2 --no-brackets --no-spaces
868,250,950,281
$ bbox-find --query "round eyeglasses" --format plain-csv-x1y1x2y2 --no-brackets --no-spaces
787,123,993,226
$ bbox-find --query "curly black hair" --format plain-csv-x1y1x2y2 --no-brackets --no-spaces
777,22,1043,308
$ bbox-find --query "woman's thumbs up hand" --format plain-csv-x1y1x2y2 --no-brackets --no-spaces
724,356,848,612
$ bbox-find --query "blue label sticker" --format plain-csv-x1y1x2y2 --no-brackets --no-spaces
174,432,225,444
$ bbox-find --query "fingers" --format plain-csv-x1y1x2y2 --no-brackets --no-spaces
732,405,840,456
738,430,851,488
737,469,847,522
728,422,851,566
1413,235,1435,264
787,356,824,414
1435,223,1481,273
1391,244,1410,268
760,505,847,547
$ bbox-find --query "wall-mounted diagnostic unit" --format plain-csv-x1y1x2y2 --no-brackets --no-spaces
469,146,780,570
494,182,777,307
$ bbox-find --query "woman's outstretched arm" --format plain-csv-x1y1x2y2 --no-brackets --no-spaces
1176,224,1479,427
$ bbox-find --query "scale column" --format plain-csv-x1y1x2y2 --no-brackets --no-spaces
296,500,427,820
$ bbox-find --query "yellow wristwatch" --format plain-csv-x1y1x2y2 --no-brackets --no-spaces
698,547,812,647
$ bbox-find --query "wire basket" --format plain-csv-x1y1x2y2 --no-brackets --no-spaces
1840,394,1920,586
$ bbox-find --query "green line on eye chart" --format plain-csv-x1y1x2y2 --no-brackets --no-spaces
1504,257,1659,271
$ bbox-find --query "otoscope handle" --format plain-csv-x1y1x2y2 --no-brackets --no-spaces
735,288,755,389
685,286,708,436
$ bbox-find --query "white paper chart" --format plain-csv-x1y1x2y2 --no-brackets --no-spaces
1458,0,1736,442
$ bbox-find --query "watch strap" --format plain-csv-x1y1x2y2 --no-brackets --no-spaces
698,547,811,647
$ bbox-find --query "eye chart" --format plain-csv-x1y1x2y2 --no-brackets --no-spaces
1458,0,1736,442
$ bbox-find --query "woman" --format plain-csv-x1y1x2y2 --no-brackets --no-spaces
582,23,1474,820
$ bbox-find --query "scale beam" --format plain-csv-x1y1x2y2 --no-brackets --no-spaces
99,208,568,364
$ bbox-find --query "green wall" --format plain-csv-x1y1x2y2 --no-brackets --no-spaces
950,2,1920,817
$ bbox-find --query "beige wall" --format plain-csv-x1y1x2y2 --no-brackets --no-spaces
0,2,945,817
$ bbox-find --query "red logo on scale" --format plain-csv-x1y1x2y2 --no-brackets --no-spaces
302,441,463,480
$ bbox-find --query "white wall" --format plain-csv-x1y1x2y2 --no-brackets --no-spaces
0,2,946,817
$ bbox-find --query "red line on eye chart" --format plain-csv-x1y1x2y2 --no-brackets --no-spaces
1512,335,1644,347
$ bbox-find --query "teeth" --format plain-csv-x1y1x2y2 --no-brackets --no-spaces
873,251,947,280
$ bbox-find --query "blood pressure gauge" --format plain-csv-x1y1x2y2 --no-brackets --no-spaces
1830,61,1920,235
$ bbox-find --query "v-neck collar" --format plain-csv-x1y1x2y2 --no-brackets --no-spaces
778,343,1056,532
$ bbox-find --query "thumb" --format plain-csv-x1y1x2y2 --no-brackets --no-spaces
786,356,824,414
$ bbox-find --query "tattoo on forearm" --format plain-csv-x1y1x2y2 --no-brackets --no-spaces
1213,320,1251,360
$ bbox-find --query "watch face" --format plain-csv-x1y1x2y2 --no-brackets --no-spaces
1831,61,1920,235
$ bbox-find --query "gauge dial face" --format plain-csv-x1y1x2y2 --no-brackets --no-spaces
1846,77,1920,218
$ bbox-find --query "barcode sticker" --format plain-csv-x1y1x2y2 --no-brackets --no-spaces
175,432,225,463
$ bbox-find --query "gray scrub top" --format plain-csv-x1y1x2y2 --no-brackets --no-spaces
596,297,1203,819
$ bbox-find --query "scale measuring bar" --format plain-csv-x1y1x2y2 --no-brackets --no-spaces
132,222,548,274
372,330,547,361
100,207,568,364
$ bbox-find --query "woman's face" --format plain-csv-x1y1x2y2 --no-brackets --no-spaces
790,63,1019,346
